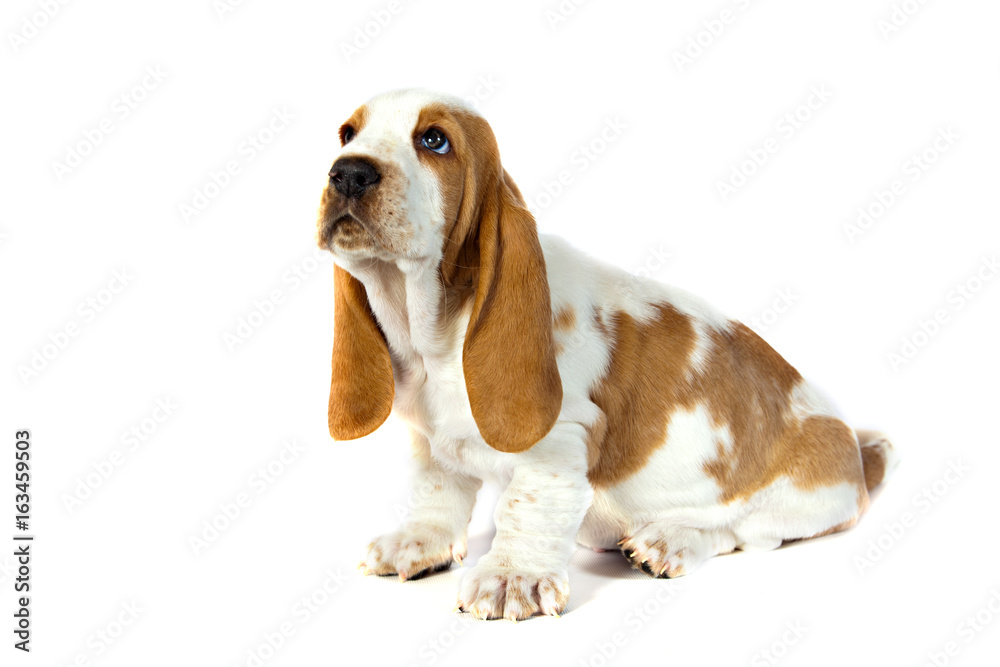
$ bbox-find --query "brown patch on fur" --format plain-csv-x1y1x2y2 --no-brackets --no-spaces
861,443,888,492
553,306,576,332
593,308,612,339
704,415,863,503
327,265,394,440
588,317,869,509
584,411,607,472
691,324,801,495
721,422,866,511
586,304,698,487
695,326,866,503
787,418,865,490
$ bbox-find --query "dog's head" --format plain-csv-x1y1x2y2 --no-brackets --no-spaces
318,89,562,453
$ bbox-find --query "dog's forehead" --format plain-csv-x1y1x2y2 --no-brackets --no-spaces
358,88,482,137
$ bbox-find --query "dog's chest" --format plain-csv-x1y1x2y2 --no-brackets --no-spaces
368,267,513,480
393,351,509,480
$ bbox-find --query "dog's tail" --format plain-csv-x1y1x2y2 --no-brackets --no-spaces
856,429,899,493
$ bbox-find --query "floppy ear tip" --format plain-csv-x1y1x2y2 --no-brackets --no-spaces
475,383,564,453
325,419,381,442
327,412,349,440
327,397,392,441
480,431,533,454
479,418,559,453
326,408,350,440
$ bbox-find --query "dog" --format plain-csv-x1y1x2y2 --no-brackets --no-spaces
316,88,896,621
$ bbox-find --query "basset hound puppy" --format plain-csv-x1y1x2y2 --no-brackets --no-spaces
316,89,897,621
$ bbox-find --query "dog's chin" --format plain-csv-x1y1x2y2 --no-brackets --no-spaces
319,213,382,257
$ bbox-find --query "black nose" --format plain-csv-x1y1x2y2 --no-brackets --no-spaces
329,157,380,198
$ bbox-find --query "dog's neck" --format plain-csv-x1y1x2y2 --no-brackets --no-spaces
339,256,473,371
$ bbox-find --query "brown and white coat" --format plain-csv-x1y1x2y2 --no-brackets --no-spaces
316,89,896,621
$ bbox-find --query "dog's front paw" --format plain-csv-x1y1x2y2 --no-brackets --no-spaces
457,562,569,621
360,527,466,581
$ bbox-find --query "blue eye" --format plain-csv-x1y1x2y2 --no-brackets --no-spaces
421,128,450,154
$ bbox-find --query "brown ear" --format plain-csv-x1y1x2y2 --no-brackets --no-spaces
462,171,563,453
328,265,394,439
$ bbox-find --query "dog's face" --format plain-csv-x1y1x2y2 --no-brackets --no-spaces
320,89,564,454
316,89,497,266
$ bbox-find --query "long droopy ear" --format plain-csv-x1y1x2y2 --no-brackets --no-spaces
328,265,394,439
461,170,563,453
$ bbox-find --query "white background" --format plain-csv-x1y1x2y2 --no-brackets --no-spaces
2,0,999,665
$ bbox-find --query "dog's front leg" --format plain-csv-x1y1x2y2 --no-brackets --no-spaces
457,423,593,620
360,431,482,581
